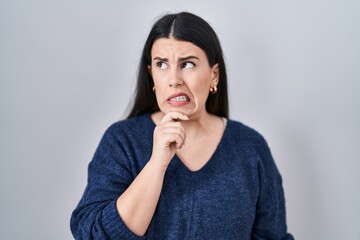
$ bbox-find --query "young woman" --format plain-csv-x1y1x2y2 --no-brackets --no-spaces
71,12,294,239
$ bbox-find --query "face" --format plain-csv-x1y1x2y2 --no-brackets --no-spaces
149,38,219,119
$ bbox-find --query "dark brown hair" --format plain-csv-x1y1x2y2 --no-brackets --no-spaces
127,12,229,118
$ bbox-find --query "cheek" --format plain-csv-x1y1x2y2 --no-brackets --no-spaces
189,82,210,103
152,75,167,101
152,71,162,85
190,73,212,98
152,73,167,91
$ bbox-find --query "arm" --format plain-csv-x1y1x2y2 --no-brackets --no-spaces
70,124,144,240
70,112,188,239
251,136,294,240
116,111,188,236
115,158,165,236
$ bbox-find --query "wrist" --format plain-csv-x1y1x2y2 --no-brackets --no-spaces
148,156,168,175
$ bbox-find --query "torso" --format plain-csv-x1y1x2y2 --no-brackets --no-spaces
143,115,260,239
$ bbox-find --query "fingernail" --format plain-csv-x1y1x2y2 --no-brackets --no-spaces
183,115,189,120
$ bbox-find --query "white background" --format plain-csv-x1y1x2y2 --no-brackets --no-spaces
1,0,359,239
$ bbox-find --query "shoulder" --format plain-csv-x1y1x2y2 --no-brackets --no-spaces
224,119,274,162
225,119,278,170
225,119,267,147
106,114,154,135
94,114,154,161
100,114,154,147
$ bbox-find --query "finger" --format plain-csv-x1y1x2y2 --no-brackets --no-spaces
163,133,185,149
157,127,186,145
160,111,189,124
156,122,186,141
175,135,185,149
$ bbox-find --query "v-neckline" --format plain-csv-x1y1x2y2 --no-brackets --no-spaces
147,113,229,174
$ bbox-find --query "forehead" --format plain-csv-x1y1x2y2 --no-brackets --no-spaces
151,38,207,59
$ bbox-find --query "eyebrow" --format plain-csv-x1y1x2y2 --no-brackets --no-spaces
153,57,168,62
152,55,199,62
179,55,199,62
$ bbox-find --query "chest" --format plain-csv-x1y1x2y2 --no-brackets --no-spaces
175,133,222,172
149,153,260,239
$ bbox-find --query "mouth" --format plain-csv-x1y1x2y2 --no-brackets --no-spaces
167,93,190,102
168,95,190,102
167,93,190,106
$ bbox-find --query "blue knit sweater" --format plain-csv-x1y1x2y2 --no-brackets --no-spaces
70,114,294,239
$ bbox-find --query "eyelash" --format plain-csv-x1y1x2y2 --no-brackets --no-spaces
154,61,196,69
180,61,196,69
156,61,168,69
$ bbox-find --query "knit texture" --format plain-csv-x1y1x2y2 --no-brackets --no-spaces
71,114,294,239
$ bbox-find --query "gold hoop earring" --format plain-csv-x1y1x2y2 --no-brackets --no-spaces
210,86,217,94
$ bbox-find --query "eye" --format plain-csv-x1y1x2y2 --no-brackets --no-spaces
180,61,195,69
155,61,168,69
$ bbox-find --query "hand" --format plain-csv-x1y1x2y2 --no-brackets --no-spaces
151,111,189,170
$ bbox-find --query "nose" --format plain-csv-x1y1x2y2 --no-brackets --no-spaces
168,69,183,87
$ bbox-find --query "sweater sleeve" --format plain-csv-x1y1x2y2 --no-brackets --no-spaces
70,125,146,240
251,136,294,240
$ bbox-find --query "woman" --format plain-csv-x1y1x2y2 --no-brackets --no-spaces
71,12,294,239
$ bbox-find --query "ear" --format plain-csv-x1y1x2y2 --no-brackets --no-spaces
147,65,152,76
211,63,219,86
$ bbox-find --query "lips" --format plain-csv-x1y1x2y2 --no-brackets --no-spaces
167,93,190,102
167,93,190,107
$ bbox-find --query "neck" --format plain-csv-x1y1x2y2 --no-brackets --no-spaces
184,112,216,136
151,111,224,138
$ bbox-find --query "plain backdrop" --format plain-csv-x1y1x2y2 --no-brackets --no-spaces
1,0,359,239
